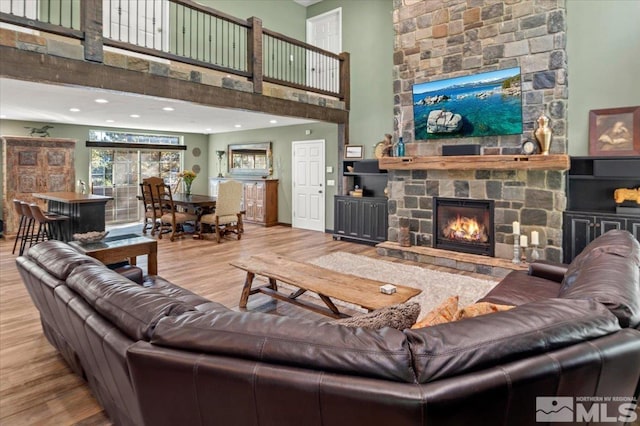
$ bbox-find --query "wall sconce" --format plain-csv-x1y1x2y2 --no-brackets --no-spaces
216,150,226,178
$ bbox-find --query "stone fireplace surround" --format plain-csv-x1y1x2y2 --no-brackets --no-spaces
380,0,569,272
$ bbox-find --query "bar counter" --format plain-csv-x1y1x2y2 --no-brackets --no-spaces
33,192,113,241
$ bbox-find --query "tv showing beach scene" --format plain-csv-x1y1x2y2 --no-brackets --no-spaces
413,67,523,140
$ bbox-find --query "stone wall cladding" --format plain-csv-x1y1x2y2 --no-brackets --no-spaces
389,0,568,262
0,27,346,111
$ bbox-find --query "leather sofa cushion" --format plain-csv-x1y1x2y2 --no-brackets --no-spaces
143,276,227,313
67,264,195,341
151,310,417,383
561,229,640,293
559,245,640,328
27,240,101,280
479,270,561,306
405,298,620,383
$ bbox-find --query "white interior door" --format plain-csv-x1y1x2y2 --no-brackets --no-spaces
306,8,341,93
292,140,325,232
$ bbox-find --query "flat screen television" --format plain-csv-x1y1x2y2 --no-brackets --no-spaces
412,67,523,140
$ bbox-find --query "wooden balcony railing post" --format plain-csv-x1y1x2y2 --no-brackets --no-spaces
82,0,103,62
339,52,350,109
247,17,263,94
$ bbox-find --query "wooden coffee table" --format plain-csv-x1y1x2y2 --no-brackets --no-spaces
231,254,421,318
69,234,158,275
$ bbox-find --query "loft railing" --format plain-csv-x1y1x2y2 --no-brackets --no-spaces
0,0,349,102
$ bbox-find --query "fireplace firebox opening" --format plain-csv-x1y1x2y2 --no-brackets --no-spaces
433,197,495,257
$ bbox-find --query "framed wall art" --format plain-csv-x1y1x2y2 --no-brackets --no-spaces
344,145,363,159
589,106,640,156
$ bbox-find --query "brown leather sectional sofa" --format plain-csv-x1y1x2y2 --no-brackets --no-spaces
16,230,640,426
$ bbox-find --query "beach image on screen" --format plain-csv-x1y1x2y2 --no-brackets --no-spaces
412,67,523,140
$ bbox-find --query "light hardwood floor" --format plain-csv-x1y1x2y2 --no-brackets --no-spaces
0,224,492,425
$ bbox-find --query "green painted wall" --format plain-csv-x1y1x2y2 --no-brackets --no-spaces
307,0,394,158
566,0,640,156
208,122,338,227
198,0,307,39
0,120,209,216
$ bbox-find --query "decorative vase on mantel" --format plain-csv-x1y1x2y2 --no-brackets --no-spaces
534,114,552,155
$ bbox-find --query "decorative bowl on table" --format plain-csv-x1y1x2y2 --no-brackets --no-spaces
72,231,109,244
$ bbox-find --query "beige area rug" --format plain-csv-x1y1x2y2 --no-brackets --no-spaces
305,252,500,321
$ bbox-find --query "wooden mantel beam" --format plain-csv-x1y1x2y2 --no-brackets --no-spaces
379,154,570,171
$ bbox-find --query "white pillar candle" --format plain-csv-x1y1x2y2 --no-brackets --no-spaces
512,221,520,234
520,235,528,247
531,231,539,245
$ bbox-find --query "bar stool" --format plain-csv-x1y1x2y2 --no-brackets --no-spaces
12,199,28,254
28,204,69,245
19,202,37,255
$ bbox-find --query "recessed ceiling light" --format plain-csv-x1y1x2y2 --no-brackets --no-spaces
234,124,242,128
205,128,212,132
95,98,109,104
0,114,7,119
106,119,115,123
69,108,80,112
162,107,174,111
130,114,140,118
269,119,278,124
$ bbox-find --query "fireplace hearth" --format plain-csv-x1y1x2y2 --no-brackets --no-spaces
433,197,494,257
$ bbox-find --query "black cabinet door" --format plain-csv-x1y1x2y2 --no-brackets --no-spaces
628,218,640,241
563,212,628,263
334,197,348,235
564,213,593,263
334,196,387,243
594,216,625,237
372,199,388,242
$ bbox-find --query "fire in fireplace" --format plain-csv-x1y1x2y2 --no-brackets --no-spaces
433,197,494,256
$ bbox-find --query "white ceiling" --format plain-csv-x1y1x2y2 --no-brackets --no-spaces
0,78,318,135
293,0,324,7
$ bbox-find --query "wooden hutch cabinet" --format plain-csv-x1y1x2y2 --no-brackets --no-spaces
563,156,640,263
1,136,76,235
209,178,278,226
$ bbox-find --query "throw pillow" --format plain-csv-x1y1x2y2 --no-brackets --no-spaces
411,295,459,329
332,302,421,330
455,302,514,320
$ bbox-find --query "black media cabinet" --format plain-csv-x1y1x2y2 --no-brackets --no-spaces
563,156,640,263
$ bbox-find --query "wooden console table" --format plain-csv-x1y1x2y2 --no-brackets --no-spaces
231,254,421,318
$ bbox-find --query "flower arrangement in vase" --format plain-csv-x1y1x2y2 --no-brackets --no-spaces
178,170,197,195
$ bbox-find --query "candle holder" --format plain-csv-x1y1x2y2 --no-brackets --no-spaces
521,247,527,264
512,235,521,264
216,150,226,178
531,244,540,261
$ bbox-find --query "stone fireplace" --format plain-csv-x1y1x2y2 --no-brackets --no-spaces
381,0,569,267
433,197,494,257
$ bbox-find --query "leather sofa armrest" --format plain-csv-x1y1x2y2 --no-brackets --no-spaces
112,264,144,284
528,261,568,283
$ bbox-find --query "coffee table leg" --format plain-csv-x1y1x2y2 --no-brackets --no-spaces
318,294,341,316
268,277,277,291
239,272,255,308
148,246,158,275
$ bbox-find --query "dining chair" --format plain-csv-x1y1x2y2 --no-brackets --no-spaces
156,182,198,241
140,177,164,235
199,180,244,243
